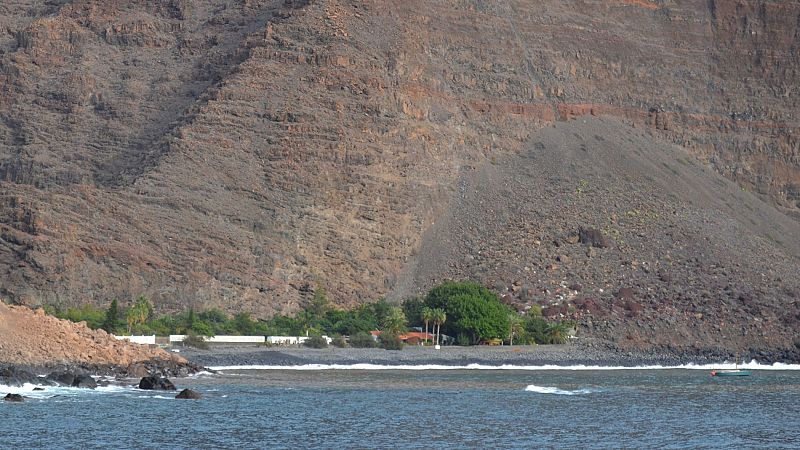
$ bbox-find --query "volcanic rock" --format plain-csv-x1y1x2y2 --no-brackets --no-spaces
138,376,176,391
175,388,202,399
4,393,24,402
72,374,97,389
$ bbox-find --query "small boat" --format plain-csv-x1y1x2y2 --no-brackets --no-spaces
710,368,750,377
711,353,751,377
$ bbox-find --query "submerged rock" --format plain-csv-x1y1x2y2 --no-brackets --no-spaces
4,393,24,402
175,389,202,399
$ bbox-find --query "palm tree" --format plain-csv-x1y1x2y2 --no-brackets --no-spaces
421,307,433,345
508,313,523,346
546,322,570,344
383,306,407,335
126,295,153,334
432,308,446,346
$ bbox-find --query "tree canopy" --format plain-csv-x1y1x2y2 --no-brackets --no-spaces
424,281,512,344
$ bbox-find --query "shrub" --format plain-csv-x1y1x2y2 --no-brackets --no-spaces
332,335,348,348
379,332,403,350
183,332,209,350
349,332,377,348
304,335,329,349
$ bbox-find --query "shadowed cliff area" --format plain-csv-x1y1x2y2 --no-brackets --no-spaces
0,0,798,355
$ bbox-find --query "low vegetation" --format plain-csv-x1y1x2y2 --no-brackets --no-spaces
303,335,329,349
45,281,573,346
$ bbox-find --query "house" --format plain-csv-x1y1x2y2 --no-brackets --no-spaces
370,330,435,345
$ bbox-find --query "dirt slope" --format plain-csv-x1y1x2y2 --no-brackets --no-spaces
395,117,800,355
0,300,186,367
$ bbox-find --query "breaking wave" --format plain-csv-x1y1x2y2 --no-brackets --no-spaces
209,361,800,372
0,382,132,400
524,385,598,395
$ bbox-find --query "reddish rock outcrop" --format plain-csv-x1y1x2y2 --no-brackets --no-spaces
0,300,185,367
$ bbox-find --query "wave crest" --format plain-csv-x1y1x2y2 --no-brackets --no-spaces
208,361,800,372
524,385,597,395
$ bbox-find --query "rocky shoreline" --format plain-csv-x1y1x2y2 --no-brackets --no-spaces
176,338,794,369
1,357,204,387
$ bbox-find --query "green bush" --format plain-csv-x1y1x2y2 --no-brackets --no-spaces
379,332,403,350
349,332,378,348
332,335,348,348
304,335,329,349
523,316,550,344
183,332,209,350
456,333,471,346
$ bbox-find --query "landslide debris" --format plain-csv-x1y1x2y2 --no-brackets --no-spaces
0,300,187,368
394,117,800,357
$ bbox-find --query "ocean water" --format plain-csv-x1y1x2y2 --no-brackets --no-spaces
3,364,800,449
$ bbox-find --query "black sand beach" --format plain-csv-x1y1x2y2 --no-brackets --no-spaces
178,339,722,368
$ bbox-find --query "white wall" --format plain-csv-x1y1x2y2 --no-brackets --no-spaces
169,335,265,343
266,336,333,345
114,335,156,345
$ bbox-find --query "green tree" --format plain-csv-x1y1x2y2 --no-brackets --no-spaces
432,308,446,346
126,295,153,334
233,312,257,335
425,281,511,344
508,312,523,346
421,307,433,345
401,296,425,328
101,299,121,333
546,322,571,344
382,306,407,335
371,298,393,329
523,316,550,344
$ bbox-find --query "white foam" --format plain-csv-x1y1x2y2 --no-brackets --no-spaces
209,361,800,372
524,385,598,395
189,370,215,378
1,382,136,399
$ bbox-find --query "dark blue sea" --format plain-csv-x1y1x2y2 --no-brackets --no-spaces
3,365,800,449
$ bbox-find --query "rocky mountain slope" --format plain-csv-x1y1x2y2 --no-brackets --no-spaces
397,117,799,356
0,1,798,354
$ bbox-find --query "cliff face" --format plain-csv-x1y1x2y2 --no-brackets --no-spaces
0,1,798,352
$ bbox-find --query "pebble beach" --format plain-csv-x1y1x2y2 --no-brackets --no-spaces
178,339,713,369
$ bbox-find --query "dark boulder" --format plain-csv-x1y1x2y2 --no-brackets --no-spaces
72,374,97,389
0,367,39,387
46,371,77,386
138,376,176,390
4,393,24,402
175,389,202,400
578,227,611,248
126,363,149,379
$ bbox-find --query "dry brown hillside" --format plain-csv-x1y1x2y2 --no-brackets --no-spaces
0,1,798,354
